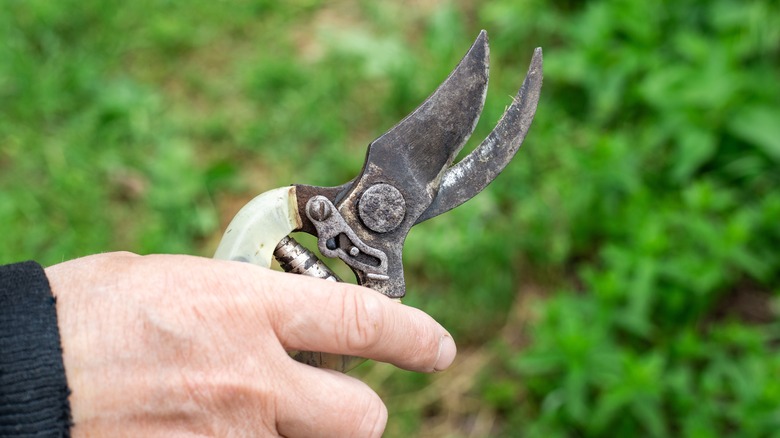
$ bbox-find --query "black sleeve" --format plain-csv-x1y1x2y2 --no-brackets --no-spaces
0,261,72,437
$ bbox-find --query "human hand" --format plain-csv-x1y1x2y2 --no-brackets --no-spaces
46,252,456,437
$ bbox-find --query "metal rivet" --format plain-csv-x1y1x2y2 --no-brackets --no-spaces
307,198,332,222
358,183,406,233
349,246,360,257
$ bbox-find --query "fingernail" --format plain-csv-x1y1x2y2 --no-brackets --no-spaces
434,334,457,371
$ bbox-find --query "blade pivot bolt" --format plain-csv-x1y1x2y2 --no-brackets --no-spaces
358,183,406,233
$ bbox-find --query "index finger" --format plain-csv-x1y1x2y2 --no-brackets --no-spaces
258,269,457,373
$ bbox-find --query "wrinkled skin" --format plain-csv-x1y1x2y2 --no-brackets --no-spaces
46,252,456,437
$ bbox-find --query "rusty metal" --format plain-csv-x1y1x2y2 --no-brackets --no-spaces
305,195,390,281
273,236,340,282
290,31,542,300
217,30,543,371
295,30,492,298
219,28,541,320
417,47,544,223
358,183,406,233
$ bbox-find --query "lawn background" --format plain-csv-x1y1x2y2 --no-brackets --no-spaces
2,0,779,436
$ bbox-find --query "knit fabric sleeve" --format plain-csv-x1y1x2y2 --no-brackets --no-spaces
0,261,72,437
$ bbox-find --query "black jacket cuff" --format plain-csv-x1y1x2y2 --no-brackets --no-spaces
0,261,72,437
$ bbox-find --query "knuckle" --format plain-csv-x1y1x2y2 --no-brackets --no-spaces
339,292,385,353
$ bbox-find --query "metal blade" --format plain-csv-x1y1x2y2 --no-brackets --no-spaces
350,30,489,209
416,47,543,224
331,30,491,298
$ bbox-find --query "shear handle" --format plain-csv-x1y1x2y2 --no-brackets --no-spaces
213,186,301,268
213,186,367,372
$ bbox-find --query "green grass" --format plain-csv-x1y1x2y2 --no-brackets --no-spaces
2,0,779,436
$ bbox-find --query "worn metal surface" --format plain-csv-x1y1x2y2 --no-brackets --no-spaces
217,30,543,371
417,47,544,223
358,183,406,233
273,235,340,281
305,195,390,280
289,31,541,300
296,30,490,298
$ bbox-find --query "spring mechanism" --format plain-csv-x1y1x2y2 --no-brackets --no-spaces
273,235,341,282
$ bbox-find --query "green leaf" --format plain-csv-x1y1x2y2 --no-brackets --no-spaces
672,128,717,182
729,105,780,161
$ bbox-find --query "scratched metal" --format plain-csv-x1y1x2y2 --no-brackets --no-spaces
417,47,543,223
288,32,542,299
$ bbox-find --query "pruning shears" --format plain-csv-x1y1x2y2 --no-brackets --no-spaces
214,31,543,371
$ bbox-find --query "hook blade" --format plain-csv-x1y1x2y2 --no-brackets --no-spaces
417,47,543,224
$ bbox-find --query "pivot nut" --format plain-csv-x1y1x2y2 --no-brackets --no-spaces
358,183,406,233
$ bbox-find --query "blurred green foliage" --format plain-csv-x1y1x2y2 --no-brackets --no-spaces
1,0,778,436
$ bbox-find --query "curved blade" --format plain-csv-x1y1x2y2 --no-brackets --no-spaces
332,30,491,298
416,47,543,223
350,30,490,207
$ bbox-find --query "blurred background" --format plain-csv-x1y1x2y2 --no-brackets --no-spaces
2,0,779,436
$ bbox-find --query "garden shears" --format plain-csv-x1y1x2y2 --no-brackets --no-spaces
214,31,543,371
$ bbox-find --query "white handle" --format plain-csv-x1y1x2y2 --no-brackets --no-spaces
214,186,301,267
